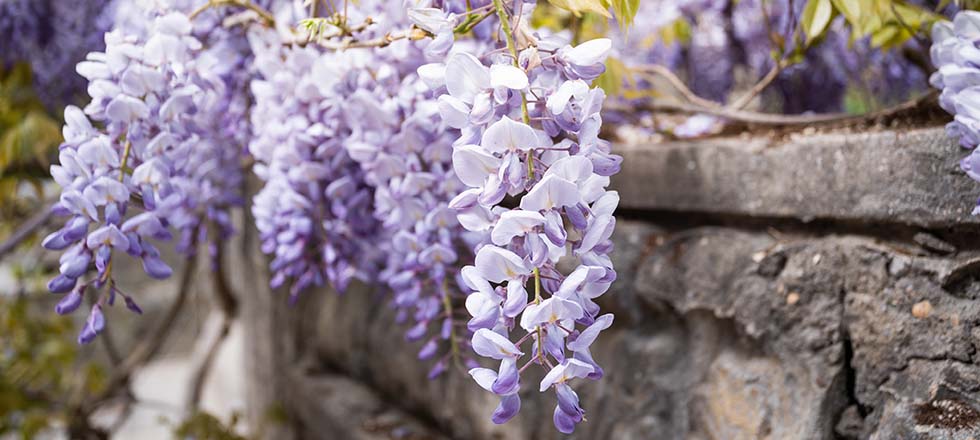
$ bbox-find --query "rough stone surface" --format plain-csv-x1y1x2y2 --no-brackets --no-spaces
236,131,980,439
286,371,449,440
614,128,977,228
631,226,980,439
246,223,980,439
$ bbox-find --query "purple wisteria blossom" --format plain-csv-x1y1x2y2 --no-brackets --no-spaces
417,1,620,432
932,11,980,215
248,1,482,376
248,32,380,297
44,9,248,343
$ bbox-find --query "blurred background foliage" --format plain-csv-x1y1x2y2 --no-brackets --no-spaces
0,63,60,238
0,60,72,440
0,296,107,438
534,0,956,121
173,412,249,440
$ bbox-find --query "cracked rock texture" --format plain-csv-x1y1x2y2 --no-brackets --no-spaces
242,129,980,439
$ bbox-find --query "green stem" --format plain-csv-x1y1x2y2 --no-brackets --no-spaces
492,0,534,182
494,0,543,361
492,0,518,60
188,0,275,26
118,140,131,183
526,149,534,181
453,10,493,34
103,139,132,283
491,0,530,125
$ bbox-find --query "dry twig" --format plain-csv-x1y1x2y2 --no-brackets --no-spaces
610,90,938,127
187,243,238,410
0,206,54,260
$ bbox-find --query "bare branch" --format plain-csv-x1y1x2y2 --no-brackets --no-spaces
86,252,197,409
291,5,494,50
107,389,137,434
121,254,197,370
95,295,124,365
210,244,239,318
728,60,787,110
186,313,232,410
0,206,54,260
633,65,723,110
187,241,238,410
305,27,430,50
609,90,938,127
189,0,275,26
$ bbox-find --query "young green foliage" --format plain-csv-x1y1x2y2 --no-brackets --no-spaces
545,0,641,30
801,0,944,48
0,64,61,205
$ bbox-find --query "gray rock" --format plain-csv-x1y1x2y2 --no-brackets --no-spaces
286,370,450,440
613,128,977,228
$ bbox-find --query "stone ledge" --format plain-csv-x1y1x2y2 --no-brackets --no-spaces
613,127,978,228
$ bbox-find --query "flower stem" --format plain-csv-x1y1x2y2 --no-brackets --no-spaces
118,140,131,183
533,267,543,361
494,0,544,363
103,139,132,283
491,0,530,125
453,9,494,34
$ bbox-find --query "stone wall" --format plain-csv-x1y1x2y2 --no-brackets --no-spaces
241,127,980,439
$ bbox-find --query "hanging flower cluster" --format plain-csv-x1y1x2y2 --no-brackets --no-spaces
44,10,245,343
411,0,621,432
932,11,980,214
247,3,481,375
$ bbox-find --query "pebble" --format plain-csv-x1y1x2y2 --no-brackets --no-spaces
912,300,933,319
786,292,800,305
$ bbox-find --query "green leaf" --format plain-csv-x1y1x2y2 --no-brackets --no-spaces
801,0,834,43
594,56,633,98
0,110,61,177
610,0,640,31
870,23,902,47
546,0,612,18
659,18,691,45
830,0,861,27
952,0,980,11
529,2,568,31
838,0,946,48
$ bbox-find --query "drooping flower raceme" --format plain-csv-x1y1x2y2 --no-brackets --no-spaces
248,30,381,298
43,10,246,343
248,1,484,375
931,11,980,214
416,2,620,433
